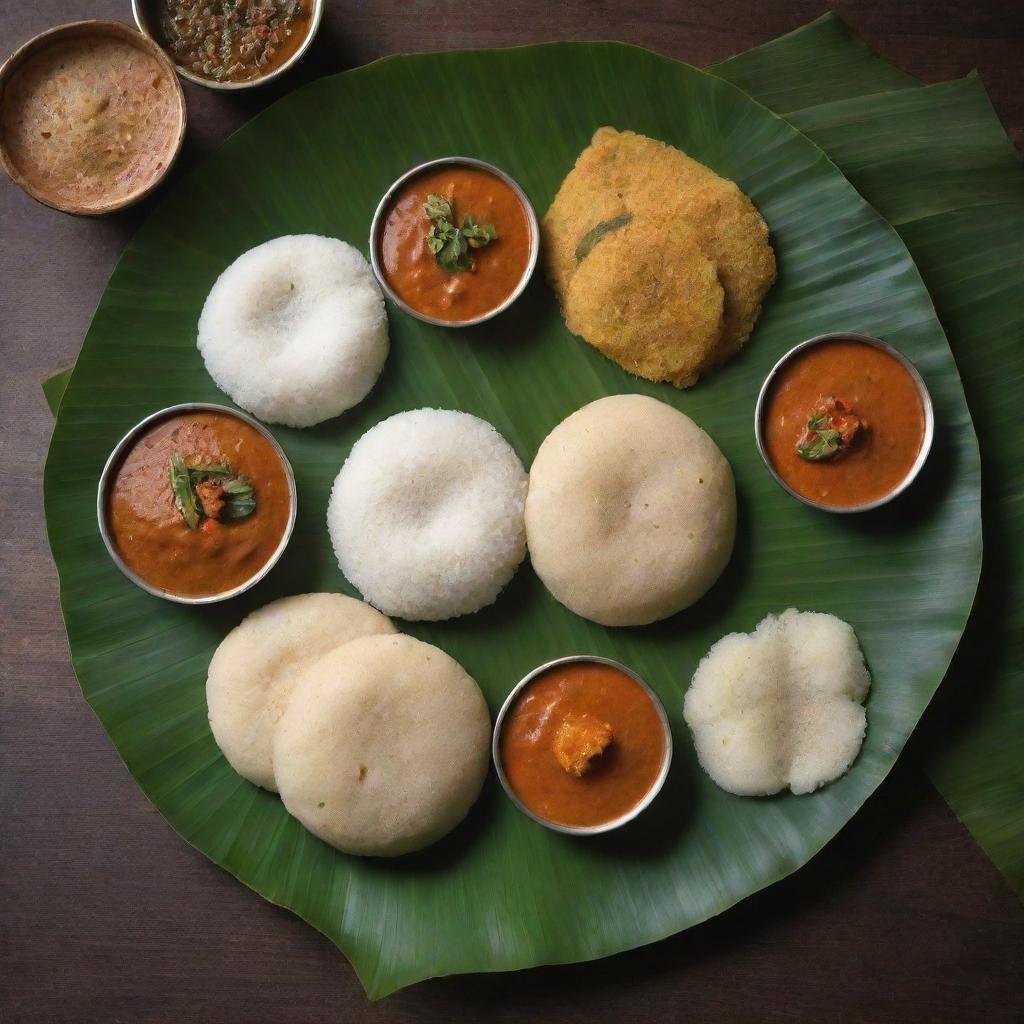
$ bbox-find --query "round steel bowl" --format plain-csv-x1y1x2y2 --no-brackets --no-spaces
369,156,540,328
132,0,324,91
97,403,297,605
0,21,186,215
754,332,935,513
492,655,673,836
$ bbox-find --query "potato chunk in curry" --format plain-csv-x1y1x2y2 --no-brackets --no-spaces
551,712,613,777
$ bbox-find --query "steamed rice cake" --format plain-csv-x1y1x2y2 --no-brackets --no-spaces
543,127,776,385
684,609,871,795
206,593,396,791
328,409,528,621
525,395,736,626
273,634,491,857
198,235,389,428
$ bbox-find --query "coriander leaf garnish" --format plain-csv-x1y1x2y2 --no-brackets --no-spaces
795,397,864,461
462,214,497,249
797,415,843,461
424,194,453,221
423,193,497,273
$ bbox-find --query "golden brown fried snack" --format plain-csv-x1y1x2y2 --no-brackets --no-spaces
544,127,776,384
563,216,725,388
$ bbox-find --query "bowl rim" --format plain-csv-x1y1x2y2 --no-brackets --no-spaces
368,155,541,328
753,331,936,514
0,20,186,216
96,402,298,605
491,654,674,836
131,0,325,91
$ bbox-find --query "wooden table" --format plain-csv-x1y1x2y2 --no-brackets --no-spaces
2,2,1022,1020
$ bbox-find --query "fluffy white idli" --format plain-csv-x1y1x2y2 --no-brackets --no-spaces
683,609,871,796
328,409,528,621
273,634,491,857
198,235,389,428
206,593,396,791
525,394,736,626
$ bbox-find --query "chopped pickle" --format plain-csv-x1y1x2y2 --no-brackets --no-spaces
151,0,312,84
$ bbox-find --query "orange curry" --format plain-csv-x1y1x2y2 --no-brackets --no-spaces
499,661,667,829
763,338,926,509
106,411,291,598
379,164,532,322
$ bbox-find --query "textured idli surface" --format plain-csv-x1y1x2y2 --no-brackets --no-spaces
525,395,736,626
683,609,871,796
328,409,528,621
206,593,396,791
198,235,389,427
273,634,491,857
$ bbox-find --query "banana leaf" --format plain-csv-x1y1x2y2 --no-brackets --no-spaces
42,366,72,416
43,43,981,996
714,13,1024,896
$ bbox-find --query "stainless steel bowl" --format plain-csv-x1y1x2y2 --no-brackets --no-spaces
132,0,324,91
369,156,540,328
754,332,935,513
492,655,673,836
97,403,297,604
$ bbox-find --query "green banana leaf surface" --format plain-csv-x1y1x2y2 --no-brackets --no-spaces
713,13,1024,896
44,43,981,996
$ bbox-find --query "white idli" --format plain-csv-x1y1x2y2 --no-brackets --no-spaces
273,634,491,857
683,609,871,796
328,409,528,621
198,235,389,428
206,592,396,791
525,394,736,626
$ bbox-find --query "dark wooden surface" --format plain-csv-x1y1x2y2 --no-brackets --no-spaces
2,2,1022,1021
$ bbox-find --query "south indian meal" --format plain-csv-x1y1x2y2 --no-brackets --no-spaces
84,112,935,856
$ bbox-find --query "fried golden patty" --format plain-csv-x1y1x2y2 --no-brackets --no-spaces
563,216,725,388
543,127,777,386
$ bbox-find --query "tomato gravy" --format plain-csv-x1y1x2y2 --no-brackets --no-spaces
106,410,291,598
499,661,668,829
763,338,927,509
379,163,533,322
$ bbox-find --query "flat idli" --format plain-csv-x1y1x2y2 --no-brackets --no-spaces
198,235,389,428
683,609,871,795
328,409,528,621
273,634,491,857
525,395,736,626
206,592,396,791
